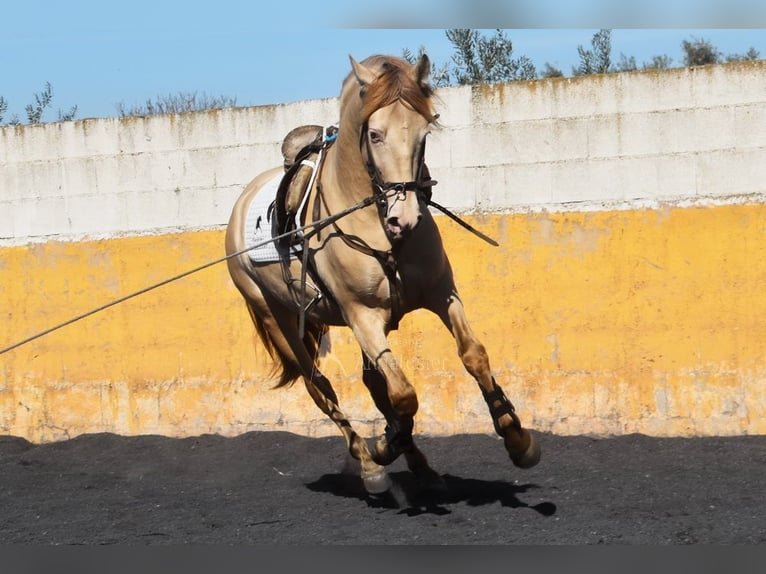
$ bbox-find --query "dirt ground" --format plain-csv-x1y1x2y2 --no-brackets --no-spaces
1,430,764,545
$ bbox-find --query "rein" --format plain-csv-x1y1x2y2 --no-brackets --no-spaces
359,119,436,235
0,187,382,357
2,125,499,355
358,119,497,246
298,120,498,333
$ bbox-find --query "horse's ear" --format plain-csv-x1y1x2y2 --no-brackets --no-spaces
412,53,431,89
349,55,377,88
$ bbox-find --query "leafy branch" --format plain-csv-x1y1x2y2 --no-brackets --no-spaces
115,92,238,117
1,82,78,126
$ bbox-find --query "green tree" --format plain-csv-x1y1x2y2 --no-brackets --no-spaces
643,55,674,70
726,47,760,62
574,29,612,75
25,82,54,124
682,36,721,66
444,29,536,84
404,29,761,88
1,82,77,125
115,91,238,117
58,104,78,122
614,53,637,72
541,62,564,78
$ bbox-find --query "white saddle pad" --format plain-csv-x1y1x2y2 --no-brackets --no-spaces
243,174,301,264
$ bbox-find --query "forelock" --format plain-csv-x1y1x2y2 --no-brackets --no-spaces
358,56,435,123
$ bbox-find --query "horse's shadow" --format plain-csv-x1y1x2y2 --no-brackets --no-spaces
305,471,557,517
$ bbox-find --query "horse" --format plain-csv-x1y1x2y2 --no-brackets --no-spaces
225,53,540,496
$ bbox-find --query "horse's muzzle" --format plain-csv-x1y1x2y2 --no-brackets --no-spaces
386,214,422,240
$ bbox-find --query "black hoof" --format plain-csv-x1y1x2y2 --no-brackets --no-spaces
417,472,448,496
372,422,413,466
509,431,542,469
372,437,400,466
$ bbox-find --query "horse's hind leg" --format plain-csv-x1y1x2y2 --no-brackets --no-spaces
361,355,446,493
301,367,390,494
238,282,390,494
431,289,541,469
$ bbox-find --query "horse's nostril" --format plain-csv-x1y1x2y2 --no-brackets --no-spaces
387,216,400,228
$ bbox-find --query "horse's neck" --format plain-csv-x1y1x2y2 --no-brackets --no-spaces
314,133,391,250
323,131,375,206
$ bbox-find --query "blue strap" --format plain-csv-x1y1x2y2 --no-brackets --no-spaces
323,125,338,144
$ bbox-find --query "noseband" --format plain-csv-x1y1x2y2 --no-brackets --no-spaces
302,119,436,333
298,112,494,334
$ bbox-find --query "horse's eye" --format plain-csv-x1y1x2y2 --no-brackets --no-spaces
369,130,383,144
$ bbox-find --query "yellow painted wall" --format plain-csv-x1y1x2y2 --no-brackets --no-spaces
2,202,765,442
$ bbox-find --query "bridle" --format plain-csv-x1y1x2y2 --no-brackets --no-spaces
299,109,494,335
300,113,436,333
357,116,499,249
359,117,438,233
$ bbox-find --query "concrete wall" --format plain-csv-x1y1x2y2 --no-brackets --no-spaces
0,98,341,243
2,61,766,442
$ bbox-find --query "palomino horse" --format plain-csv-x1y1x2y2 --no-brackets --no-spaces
225,54,540,495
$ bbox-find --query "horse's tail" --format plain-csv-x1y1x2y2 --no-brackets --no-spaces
245,301,326,389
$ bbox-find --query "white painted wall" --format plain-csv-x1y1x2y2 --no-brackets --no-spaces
2,61,766,245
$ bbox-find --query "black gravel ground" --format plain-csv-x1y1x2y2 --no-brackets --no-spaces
1,430,764,545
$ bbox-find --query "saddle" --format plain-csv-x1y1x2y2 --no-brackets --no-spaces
273,124,336,248
269,125,339,335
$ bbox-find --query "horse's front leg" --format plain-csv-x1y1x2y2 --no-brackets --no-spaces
346,307,417,466
432,289,541,469
361,353,446,492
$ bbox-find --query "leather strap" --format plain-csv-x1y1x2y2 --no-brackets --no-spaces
481,378,518,436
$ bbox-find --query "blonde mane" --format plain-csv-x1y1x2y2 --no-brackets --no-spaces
342,55,438,124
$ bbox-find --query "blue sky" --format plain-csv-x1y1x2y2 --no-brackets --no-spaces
1,1,765,122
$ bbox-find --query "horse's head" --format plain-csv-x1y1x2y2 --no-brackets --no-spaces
347,54,438,241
